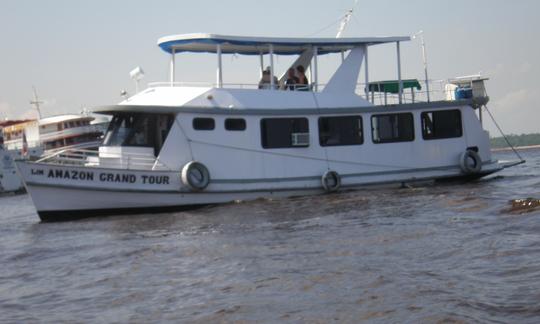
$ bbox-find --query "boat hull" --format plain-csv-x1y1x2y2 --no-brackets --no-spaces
17,160,503,222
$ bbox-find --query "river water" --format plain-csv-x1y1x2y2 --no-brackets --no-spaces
1,149,540,323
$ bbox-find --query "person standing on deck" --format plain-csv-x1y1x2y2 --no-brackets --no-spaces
284,68,300,90
296,65,309,91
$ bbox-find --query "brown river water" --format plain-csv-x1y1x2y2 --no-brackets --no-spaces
1,149,540,323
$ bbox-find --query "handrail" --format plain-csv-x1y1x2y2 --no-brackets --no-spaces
39,125,103,142
37,148,170,171
146,79,481,105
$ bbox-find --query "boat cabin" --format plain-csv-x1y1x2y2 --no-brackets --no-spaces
52,34,490,176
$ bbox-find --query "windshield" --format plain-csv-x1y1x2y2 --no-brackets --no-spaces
102,113,174,156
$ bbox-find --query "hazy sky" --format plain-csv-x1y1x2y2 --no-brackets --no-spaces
1,0,538,135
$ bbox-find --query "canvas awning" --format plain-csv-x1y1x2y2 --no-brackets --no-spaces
368,79,421,94
158,33,411,55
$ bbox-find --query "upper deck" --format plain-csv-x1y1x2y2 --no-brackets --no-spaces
113,33,488,112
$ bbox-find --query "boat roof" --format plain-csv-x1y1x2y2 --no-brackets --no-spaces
0,119,36,128
38,114,94,126
158,33,410,55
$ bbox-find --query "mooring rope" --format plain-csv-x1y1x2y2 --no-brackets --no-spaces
484,104,525,163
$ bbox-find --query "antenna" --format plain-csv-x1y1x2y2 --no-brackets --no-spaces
412,31,430,102
129,66,145,93
336,0,359,38
30,86,43,119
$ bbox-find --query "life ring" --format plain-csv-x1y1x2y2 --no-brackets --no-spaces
321,170,341,192
181,161,210,191
459,150,482,174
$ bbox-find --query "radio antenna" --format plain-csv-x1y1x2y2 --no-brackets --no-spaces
30,86,43,119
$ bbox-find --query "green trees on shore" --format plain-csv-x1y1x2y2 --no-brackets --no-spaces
490,133,540,148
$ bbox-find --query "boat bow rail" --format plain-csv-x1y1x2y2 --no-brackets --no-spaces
36,149,169,171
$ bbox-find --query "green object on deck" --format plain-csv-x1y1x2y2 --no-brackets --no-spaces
368,79,421,94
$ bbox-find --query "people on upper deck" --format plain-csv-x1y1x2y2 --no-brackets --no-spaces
284,68,300,91
296,65,309,91
258,67,279,90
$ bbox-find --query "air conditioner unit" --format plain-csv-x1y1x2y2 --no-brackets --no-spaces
291,133,310,147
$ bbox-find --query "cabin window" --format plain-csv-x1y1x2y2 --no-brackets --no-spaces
260,118,309,149
421,110,462,140
371,113,414,143
318,116,363,147
103,113,175,156
193,118,215,130
225,118,246,131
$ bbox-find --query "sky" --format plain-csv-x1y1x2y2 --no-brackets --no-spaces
0,0,539,135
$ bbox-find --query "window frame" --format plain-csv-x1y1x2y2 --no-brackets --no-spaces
225,118,247,131
421,109,463,140
193,117,215,131
371,112,415,144
318,115,364,147
260,117,310,149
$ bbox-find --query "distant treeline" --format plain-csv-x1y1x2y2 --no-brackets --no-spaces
491,133,540,148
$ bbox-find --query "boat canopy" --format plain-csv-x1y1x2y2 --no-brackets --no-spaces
368,79,421,94
158,33,410,55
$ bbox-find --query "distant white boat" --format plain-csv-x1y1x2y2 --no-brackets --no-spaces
0,131,23,193
2,114,108,156
16,33,520,221
0,114,108,193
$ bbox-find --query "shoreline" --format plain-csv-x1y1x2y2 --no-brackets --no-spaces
492,144,540,152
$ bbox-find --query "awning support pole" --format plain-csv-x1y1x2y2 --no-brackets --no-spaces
420,33,431,102
170,48,175,86
216,44,223,88
364,45,369,101
259,51,264,77
269,44,275,90
313,46,318,91
397,41,403,104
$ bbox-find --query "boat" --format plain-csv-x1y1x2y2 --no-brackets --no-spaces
0,129,23,193
15,33,521,221
0,114,108,194
2,114,108,156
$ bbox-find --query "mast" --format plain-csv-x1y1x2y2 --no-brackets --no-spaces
30,86,43,119
336,0,358,38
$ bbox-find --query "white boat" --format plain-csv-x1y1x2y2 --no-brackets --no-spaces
0,130,23,193
16,33,519,221
2,114,108,156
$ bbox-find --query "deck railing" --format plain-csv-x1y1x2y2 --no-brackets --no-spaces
39,125,104,142
146,79,483,106
37,148,169,171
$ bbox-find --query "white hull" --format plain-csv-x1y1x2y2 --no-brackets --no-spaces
1,149,23,193
17,159,503,221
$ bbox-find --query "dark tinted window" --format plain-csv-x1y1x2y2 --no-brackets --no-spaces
193,118,215,130
421,110,462,140
103,113,174,156
371,113,414,143
319,116,363,146
261,118,309,149
225,118,246,131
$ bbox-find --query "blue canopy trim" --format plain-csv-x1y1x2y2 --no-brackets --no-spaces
157,34,410,56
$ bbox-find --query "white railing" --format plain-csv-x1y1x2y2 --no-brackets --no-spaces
4,140,41,151
146,78,486,106
39,125,104,142
148,81,260,89
37,148,169,171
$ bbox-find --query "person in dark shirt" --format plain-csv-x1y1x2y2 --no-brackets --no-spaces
296,65,309,91
284,68,299,90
